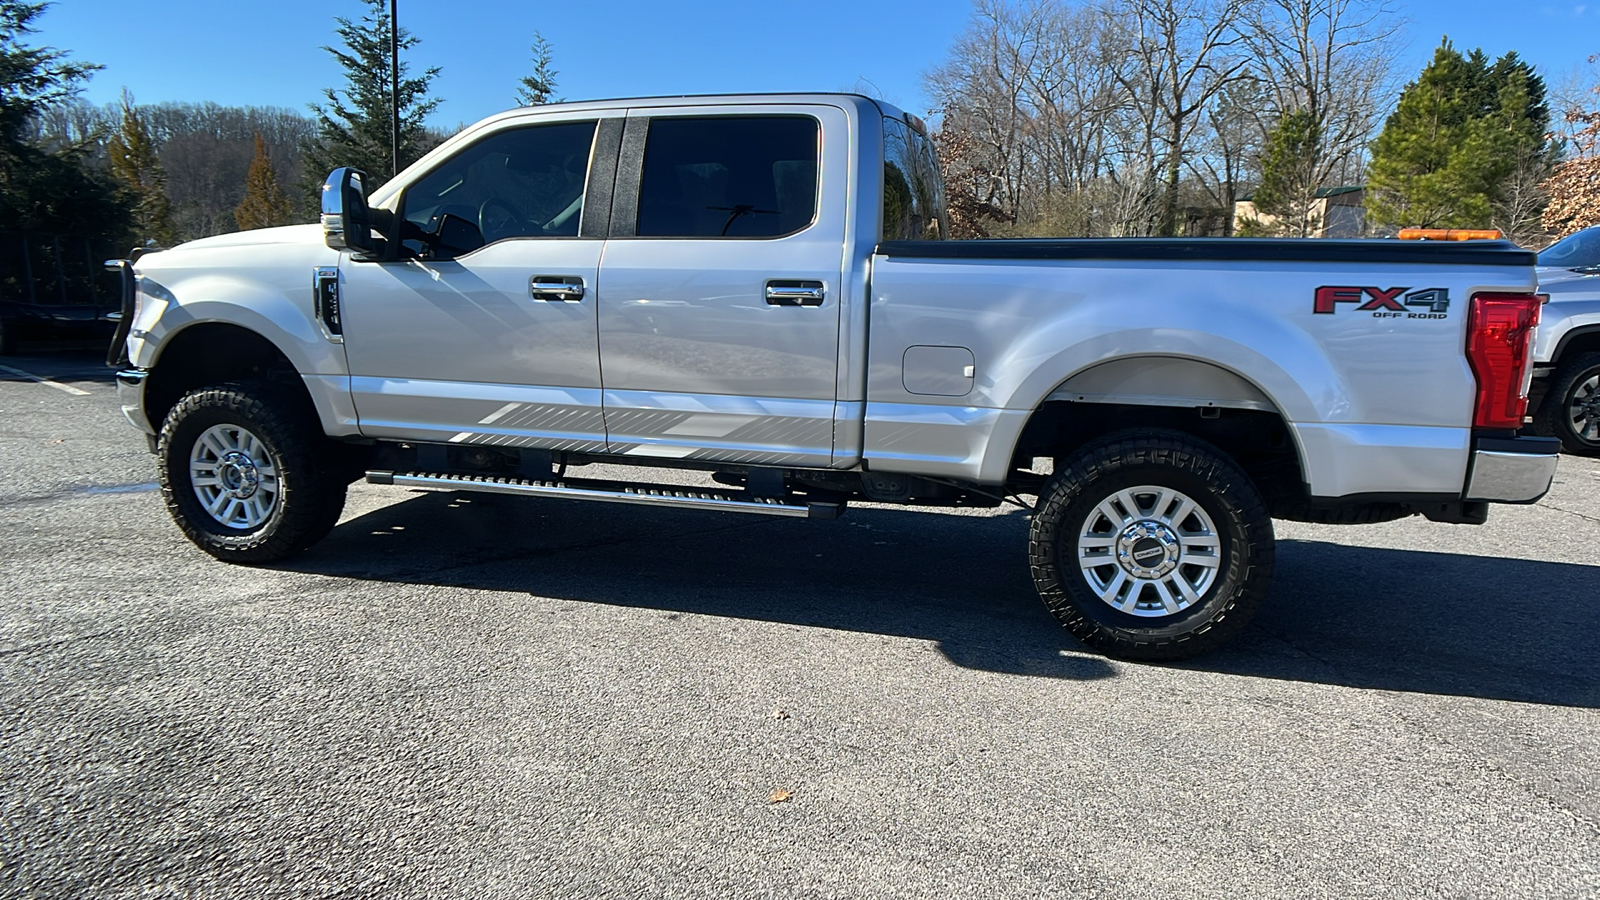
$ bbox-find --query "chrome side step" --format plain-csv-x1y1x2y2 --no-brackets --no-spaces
366,470,843,519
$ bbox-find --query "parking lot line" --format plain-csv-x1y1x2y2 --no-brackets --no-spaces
0,364,93,397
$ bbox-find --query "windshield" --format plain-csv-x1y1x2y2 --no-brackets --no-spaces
1538,227,1600,270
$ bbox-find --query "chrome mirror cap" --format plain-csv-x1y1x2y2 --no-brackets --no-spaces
321,167,369,253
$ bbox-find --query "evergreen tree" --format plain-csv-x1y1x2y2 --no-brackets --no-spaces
234,132,292,231
301,0,440,202
1239,108,1323,237
1366,39,1551,231
108,91,177,245
0,0,96,140
0,1,128,239
516,32,558,106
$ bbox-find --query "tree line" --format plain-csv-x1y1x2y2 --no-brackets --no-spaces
6,0,1597,259
928,0,1599,243
1,0,557,258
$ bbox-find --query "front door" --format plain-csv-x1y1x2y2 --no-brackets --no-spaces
340,116,615,453
596,106,848,467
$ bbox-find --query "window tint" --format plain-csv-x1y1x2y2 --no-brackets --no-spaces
636,116,818,238
1538,226,1600,269
882,116,948,241
401,120,597,253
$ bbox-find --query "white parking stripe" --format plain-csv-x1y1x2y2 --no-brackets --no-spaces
0,364,93,397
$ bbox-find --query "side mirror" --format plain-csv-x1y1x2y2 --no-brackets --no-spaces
322,167,378,257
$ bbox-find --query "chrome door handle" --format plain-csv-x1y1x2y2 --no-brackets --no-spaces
765,280,825,306
530,275,585,301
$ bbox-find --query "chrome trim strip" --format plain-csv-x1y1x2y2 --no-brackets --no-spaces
375,471,820,517
1464,449,1558,503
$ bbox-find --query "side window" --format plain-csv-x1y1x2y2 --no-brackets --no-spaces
636,116,819,238
882,116,948,242
401,120,597,255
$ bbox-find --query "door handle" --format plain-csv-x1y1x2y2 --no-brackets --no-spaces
765,280,825,306
530,275,585,301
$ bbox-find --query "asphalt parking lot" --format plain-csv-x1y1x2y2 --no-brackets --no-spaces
2,347,1597,899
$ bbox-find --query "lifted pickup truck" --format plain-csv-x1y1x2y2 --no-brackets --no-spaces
108,93,1557,660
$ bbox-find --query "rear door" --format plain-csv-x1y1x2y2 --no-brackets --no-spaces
596,104,849,466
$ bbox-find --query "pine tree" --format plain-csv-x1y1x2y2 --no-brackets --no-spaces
0,1,98,141
234,132,292,231
1366,39,1551,232
0,1,128,241
301,0,440,201
516,32,558,106
107,91,176,245
1239,108,1323,237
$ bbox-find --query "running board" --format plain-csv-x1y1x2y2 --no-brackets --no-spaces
366,470,843,519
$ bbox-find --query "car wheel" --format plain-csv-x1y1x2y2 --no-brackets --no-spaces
157,381,345,563
1533,352,1600,455
1028,430,1275,661
0,317,15,356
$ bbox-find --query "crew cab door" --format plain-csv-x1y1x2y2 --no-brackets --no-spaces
596,105,848,466
338,115,620,451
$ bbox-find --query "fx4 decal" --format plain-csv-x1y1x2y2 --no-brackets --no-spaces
1313,286,1451,318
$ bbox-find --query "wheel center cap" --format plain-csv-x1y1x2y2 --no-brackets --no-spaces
218,451,260,500
1116,520,1181,578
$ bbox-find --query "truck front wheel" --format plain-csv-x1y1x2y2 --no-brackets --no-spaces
1533,351,1600,455
1028,431,1274,661
157,382,345,563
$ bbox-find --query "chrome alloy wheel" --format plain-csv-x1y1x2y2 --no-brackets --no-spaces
189,423,280,529
1075,485,1222,617
1568,373,1600,443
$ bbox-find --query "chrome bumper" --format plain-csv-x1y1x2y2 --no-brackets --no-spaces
1464,436,1559,503
116,368,154,435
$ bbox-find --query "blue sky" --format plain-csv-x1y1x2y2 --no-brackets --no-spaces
31,1,1600,128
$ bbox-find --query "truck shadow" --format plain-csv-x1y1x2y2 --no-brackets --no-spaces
283,490,1598,707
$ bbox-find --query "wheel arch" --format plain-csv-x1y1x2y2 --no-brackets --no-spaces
1553,325,1600,363
999,355,1311,510
143,322,329,435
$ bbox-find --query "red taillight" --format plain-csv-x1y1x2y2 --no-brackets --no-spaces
1466,293,1542,429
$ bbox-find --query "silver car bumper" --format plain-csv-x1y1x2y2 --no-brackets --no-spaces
116,368,154,435
1464,436,1560,503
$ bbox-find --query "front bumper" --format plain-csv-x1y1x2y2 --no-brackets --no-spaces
116,368,154,436
1464,435,1559,503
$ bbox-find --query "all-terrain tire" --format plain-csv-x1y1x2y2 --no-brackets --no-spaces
157,381,345,563
1532,351,1600,455
1028,430,1275,661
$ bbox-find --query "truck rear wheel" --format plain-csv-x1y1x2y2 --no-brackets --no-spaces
1028,430,1274,661
157,381,345,563
1533,351,1600,455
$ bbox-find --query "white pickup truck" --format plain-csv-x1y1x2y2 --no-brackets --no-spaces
107,93,1557,660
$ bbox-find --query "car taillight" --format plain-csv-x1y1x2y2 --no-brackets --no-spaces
1465,292,1542,429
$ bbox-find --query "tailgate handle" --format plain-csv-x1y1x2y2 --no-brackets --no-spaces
765,280,825,306
530,275,585,301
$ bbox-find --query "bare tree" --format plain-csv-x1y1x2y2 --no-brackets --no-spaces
1103,0,1252,235
1242,0,1400,197
1186,78,1269,234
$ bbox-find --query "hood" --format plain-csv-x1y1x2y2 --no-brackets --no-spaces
1537,266,1600,289
158,223,326,254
